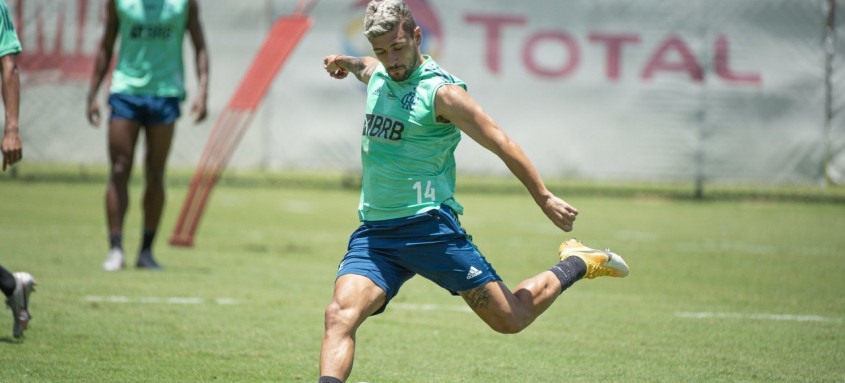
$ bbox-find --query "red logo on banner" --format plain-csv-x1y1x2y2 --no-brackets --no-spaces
465,13,762,85
12,0,104,83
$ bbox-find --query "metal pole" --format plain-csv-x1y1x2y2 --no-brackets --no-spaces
823,0,835,186
693,0,707,200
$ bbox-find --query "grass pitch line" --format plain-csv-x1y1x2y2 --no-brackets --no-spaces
85,295,239,305
391,302,473,313
675,311,842,323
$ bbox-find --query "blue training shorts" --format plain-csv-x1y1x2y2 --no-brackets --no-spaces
337,205,501,315
108,93,181,126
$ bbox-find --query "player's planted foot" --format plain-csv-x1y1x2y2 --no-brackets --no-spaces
136,250,162,270
558,238,629,278
102,248,126,271
5,272,36,338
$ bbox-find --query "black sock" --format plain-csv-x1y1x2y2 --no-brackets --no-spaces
0,265,15,297
549,256,587,294
318,377,343,383
109,233,123,250
141,229,156,252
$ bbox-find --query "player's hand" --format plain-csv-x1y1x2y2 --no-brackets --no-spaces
191,98,208,123
324,55,348,79
87,100,101,127
540,194,578,232
2,129,22,171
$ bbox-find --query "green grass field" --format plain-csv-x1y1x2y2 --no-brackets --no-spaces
1,171,844,382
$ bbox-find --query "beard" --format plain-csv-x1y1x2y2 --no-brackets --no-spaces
387,54,421,81
387,65,409,81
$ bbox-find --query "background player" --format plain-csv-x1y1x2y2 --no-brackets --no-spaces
86,0,209,271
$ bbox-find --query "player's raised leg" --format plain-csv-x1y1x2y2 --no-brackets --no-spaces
461,239,628,334
320,274,387,383
461,277,562,334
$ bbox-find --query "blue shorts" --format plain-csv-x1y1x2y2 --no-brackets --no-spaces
337,205,501,315
108,93,181,126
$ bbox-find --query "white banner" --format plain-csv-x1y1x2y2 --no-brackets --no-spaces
10,0,842,186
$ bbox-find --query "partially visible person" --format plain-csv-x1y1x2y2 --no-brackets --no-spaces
0,0,35,340
87,0,209,271
0,266,35,338
0,0,22,172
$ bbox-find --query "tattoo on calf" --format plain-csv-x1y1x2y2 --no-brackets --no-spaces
464,286,492,310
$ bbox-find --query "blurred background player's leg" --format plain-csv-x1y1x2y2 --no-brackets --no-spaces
136,121,176,269
102,117,142,271
1,265,36,338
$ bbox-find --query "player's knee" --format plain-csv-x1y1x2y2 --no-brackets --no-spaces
145,168,166,187
323,301,361,332
484,313,529,334
489,319,527,335
323,301,341,323
110,161,132,182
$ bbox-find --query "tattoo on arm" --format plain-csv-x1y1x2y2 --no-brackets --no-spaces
341,57,377,84
463,286,492,310
347,59,367,77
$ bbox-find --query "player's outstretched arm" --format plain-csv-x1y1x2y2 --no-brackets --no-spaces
86,0,119,127
1,53,21,171
323,55,379,85
435,84,579,232
187,0,209,123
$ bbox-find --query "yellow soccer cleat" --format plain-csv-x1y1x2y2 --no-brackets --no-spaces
558,238,629,278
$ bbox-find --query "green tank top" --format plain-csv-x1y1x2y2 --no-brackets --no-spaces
110,0,188,99
0,0,22,57
358,56,466,221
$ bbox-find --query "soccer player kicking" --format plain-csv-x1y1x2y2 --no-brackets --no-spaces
0,0,37,339
317,1,630,382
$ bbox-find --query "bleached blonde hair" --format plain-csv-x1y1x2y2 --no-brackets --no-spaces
363,0,417,39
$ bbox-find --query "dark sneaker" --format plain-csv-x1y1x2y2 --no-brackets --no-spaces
136,250,163,270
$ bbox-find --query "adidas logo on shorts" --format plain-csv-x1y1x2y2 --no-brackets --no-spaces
466,266,482,279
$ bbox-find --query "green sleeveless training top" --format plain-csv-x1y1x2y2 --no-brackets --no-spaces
0,0,22,57
110,0,188,99
358,55,467,221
